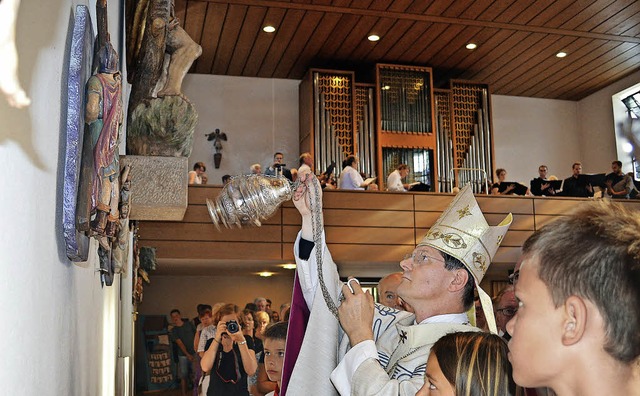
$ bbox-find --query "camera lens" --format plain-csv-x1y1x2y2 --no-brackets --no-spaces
226,320,239,334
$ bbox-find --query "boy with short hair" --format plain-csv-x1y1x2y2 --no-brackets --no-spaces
507,200,640,396
262,321,288,396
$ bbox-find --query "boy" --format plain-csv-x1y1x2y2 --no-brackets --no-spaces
507,200,640,396
263,322,288,396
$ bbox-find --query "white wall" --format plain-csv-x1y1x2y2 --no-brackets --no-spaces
0,1,124,395
138,275,295,319
183,74,300,183
491,95,581,184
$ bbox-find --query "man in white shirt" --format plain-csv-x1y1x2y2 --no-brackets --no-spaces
387,164,410,191
284,173,511,396
338,155,368,190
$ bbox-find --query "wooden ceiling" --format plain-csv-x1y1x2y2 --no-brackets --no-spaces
175,0,640,101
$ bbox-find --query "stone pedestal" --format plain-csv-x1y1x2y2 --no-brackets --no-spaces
120,155,188,220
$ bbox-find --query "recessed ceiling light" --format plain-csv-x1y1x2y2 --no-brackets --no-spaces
258,271,275,277
281,263,296,270
263,25,276,33
466,43,477,50
368,34,380,42
381,85,391,90
556,51,567,58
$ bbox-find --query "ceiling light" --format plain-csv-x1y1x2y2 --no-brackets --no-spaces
381,85,390,90
368,34,380,42
466,43,477,50
556,51,567,58
263,25,276,33
258,271,275,277
622,142,633,153
281,263,296,270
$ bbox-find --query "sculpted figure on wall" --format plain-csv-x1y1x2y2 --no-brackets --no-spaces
77,40,123,241
126,0,202,157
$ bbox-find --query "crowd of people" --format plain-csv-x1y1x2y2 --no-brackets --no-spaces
190,151,639,201
170,166,640,396
168,298,290,396
492,161,640,199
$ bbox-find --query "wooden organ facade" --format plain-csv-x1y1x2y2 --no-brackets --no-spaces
299,65,496,192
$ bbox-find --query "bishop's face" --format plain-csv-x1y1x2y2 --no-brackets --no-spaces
397,246,452,308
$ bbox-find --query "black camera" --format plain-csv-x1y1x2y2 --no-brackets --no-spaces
226,320,240,334
274,163,286,168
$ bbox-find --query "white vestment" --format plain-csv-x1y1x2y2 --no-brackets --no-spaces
287,232,478,396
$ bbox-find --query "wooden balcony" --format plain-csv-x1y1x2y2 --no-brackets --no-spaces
138,185,640,284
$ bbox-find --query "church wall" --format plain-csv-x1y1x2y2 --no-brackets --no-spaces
491,95,581,184
0,1,124,395
183,74,301,183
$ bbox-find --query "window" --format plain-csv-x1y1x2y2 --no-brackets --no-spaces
622,90,640,119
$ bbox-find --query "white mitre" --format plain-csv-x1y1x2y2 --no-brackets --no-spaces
418,185,512,333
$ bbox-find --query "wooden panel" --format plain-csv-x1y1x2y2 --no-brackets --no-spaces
258,9,307,78
283,207,416,227
182,205,282,225
361,19,414,62
595,3,640,35
414,212,443,228
348,17,398,61
535,214,567,229
322,190,415,210
493,0,534,23
559,49,640,100
194,2,227,74
381,21,432,60
331,15,380,60
476,196,534,214
287,12,344,77
283,225,415,245
242,7,287,76
496,36,587,94
491,34,577,92
517,39,617,97
188,185,222,204
314,13,362,59
226,6,268,76
485,214,535,231
412,24,467,64
533,197,592,215
212,4,248,75
139,222,282,242
567,1,630,31
536,41,637,98
397,23,450,64
468,31,542,81
148,240,283,260
413,193,455,211
272,11,324,77
326,243,414,262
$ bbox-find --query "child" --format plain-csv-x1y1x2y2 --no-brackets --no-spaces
416,331,515,396
262,321,288,396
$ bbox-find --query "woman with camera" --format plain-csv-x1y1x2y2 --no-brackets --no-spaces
201,303,257,396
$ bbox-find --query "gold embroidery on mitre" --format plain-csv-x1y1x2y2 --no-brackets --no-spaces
457,205,472,219
472,252,487,273
497,235,503,246
427,229,468,249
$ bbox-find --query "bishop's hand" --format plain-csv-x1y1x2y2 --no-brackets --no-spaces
293,171,323,240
